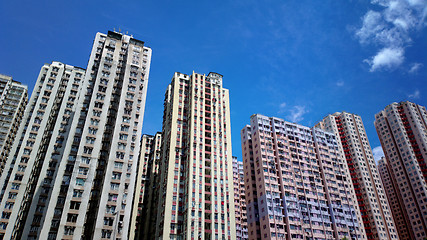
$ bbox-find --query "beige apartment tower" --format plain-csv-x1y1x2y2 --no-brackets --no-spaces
316,112,398,240
375,101,427,240
0,31,151,240
154,72,236,240
232,156,248,240
0,61,87,239
0,74,27,176
241,114,367,240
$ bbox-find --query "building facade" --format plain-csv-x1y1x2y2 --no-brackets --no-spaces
241,114,366,240
316,112,398,240
377,157,414,240
155,72,236,240
130,132,162,240
375,101,427,240
0,30,151,240
0,61,87,239
0,74,27,176
233,156,248,240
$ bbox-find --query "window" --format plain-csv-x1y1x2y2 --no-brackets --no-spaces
104,217,114,226
5,202,14,210
118,143,126,150
8,193,17,200
86,137,96,144
11,183,20,190
1,212,11,219
81,156,90,164
76,178,85,186
83,146,93,154
14,174,23,181
122,117,130,123
67,213,78,223
114,162,123,169
70,201,81,210
108,194,118,202
126,93,134,99
64,226,75,235
119,134,128,140
112,172,121,180
90,119,100,126
88,128,97,135
93,110,102,117
0,222,7,230
121,125,129,132
106,205,116,214
116,152,125,159
101,229,112,238
110,183,120,190
78,167,88,175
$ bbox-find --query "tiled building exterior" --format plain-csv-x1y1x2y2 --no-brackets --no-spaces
155,72,236,240
0,75,27,177
377,157,414,240
233,156,248,240
241,114,366,240
130,132,162,240
316,112,398,240
0,31,151,240
0,61,86,239
375,101,427,240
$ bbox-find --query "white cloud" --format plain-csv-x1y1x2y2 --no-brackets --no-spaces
408,89,421,98
356,0,427,71
278,102,287,113
356,10,385,44
365,47,404,71
287,105,307,122
409,62,423,73
336,80,344,87
372,146,385,162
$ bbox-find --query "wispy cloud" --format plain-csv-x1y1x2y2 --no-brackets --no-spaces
409,62,423,73
336,80,345,87
372,146,385,162
278,102,287,113
355,0,427,71
408,89,421,99
287,105,308,122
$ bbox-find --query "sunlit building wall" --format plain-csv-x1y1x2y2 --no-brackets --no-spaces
0,30,151,240
233,156,248,240
241,114,366,240
316,112,398,240
0,74,27,177
155,72,236,240
375,101,427,240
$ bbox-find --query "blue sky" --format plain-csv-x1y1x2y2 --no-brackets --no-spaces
1,0,426,161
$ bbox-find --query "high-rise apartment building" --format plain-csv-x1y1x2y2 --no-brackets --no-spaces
0,31,151,240
375,101,427,240
316,112,398,240
0,74,27,176
241,114,366,240
130,132,162,240
0,61,87,239
232,156,248,240
377,157,414,240
155,72,236,240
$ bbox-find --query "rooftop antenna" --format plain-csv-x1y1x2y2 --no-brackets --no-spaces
113,27,116,32
119,28,121,33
